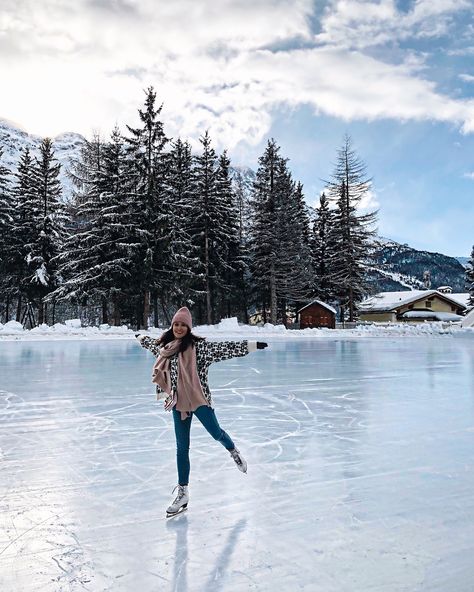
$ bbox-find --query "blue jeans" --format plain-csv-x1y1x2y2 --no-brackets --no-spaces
172,405,235,486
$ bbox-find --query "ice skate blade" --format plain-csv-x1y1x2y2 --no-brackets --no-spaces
166,504,188,519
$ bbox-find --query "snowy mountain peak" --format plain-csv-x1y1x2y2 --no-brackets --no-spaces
0,118,86,201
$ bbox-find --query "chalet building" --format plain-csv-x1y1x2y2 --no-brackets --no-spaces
358,290,468,323
298,300,336,329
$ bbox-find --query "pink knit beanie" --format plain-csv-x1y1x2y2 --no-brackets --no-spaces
171,307,193,330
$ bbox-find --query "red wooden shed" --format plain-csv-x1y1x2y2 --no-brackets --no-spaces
298,300,336,329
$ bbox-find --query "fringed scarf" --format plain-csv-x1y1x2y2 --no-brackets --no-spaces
152,339,208,420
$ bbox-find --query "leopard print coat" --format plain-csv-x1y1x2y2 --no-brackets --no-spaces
138,336,253,408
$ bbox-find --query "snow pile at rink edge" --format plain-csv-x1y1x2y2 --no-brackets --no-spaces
1,316,473,340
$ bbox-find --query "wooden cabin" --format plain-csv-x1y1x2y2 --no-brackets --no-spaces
358,290,468,323
298,300,336,329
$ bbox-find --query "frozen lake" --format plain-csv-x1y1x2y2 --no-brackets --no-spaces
1,336,474,591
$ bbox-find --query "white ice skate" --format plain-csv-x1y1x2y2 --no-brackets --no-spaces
166,485,189,518
229,448,247,473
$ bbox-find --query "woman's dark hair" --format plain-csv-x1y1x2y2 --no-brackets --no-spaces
159,327,205,353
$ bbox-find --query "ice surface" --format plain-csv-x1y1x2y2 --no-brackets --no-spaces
1,336,474,591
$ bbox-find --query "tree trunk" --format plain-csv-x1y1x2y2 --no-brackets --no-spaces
270,263,277,325
161,297,171,326
204,230,212,325
136,298,143,331
153,293,159,328
142,290,150,329
52,300,56,325
16,294,22,322
5,294,10,323
281,298,287,328
101,296,108,325
112,294,121,326
38,300,44,325
348,287,354,322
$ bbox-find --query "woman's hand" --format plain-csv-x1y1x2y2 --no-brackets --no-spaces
256,342,268,349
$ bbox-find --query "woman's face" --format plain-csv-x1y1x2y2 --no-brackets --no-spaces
172,321,189,339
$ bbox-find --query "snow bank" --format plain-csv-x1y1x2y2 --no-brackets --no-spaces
1,320,24,333
1,316,474,341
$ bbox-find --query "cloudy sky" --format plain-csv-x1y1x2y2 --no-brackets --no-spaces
1,0,474,256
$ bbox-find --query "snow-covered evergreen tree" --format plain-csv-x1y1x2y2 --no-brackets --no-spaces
26,138,66,324
160,137,200,321
283,179,313,311
0,148,14,320
52,128,135,324
325,135,377,321
9,148,37,323
124,86,169,328
230,169,252,323
311,192,337,302
215,150,246,319
190,131,232,324
466,245,474,307
250,139,280,323
250,139,311,324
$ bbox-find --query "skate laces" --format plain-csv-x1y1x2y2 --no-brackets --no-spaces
172,485,185,503
231,449,242,464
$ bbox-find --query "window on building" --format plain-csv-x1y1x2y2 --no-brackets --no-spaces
426,301,432,308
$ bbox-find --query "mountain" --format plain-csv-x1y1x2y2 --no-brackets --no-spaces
0,118,469,293
0,118,255,204
0,119,84,201
367,237,467,293
456,256,470,268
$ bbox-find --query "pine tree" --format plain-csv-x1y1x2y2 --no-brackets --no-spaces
52,128,135,324
190,131,224,324
9,148,37,323
271,164,312,323
250,139,280,323
215,150,245,319
160,137,200,321
124,86,169,328
230,169,252,322
26,138,66,324
250,139,312,324
311,192,337,301
325,135,377,321
0,148,14,321
466,245,474,307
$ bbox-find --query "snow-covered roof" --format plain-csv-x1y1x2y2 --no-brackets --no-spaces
446,293,471,308
359,290,468,312
298,300,337,315
401,311,462,321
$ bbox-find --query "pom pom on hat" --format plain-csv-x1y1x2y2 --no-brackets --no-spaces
171,307,193,329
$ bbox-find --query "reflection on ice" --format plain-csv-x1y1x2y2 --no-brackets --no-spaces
1,337,474,591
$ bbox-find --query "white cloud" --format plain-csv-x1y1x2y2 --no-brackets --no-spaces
359,187,379,211
463,172,474,180
460,74,474,83
316,0,471,49
1,0,474,147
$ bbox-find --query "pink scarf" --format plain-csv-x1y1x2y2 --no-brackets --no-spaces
152,339,207,419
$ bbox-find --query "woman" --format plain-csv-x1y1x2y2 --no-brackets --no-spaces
136,307,268,517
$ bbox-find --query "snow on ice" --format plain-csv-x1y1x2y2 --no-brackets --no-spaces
1,316,474,340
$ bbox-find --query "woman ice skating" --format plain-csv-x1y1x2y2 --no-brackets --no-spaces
136,307,268,517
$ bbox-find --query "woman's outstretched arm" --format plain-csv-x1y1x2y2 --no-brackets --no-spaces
201,340,267,364
135,334,162,357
